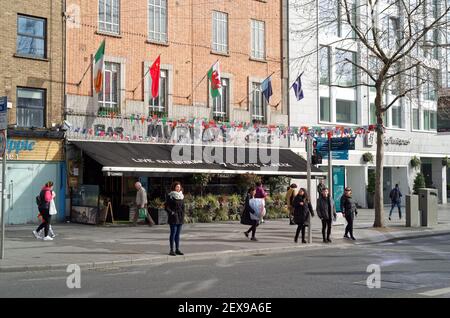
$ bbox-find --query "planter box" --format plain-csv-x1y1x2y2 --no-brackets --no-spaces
366,193,374,209
150,208,168,225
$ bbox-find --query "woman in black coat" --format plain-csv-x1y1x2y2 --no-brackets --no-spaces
241,187,259,241
292,188,314,243
165,181,185,256
340,187,358,240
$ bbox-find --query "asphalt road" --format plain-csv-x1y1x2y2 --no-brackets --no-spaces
1,234,450,298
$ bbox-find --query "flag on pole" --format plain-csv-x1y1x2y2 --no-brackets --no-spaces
292,73,304,101
207,61,222,98
150,55,161,98
93,40,106,94
261,76,273,103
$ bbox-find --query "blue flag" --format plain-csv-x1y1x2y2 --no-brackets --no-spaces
292,74,304,101
261,77,273,103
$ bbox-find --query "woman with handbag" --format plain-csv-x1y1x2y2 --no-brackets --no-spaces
241,187,259,241
292,188,314,243
165,181,185,256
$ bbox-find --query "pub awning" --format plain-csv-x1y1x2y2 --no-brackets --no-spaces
72,140,325,178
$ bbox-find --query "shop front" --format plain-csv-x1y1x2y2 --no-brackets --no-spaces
3,132,66,224
66,140,326,224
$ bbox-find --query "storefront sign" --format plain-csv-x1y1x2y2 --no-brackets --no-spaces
365,132,375,147
6,138,63,161
383,137,411,146
0,96,7,130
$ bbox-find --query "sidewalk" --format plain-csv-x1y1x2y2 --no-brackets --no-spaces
1,206,449,272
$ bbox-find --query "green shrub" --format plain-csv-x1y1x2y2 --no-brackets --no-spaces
413,173,426,194
410,156,421,169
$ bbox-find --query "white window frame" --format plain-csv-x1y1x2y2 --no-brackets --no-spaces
98,0,120,34
212,78,229,119
148,0,168,43
212,11,228,54
148,69,168,115
16,87,46,128
251,82,266,123
99,62,120,111
251,19,265,60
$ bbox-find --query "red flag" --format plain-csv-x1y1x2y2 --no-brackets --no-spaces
150,55,161,98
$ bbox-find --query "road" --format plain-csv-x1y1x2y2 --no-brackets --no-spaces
1,234,450,298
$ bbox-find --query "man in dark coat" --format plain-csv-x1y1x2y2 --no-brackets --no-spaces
316,187,337,243
340,187,357,240
389,184,403,220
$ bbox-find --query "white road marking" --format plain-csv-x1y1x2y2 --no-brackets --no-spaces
419,287,450,297
20,276,68,282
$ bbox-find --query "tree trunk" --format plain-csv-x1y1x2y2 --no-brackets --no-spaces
374,122,385,228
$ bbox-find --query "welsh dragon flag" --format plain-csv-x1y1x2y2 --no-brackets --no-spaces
93,40,105,93
207,61,222,98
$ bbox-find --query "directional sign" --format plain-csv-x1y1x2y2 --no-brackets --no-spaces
320,150,349,160
0,97,7,130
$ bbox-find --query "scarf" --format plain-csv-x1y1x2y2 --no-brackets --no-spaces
169,191,184,200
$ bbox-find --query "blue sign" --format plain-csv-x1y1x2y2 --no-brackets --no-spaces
315,137,349,160
7,139,36,154
320,150,349,160
0,96,7,130
333,166,346,212
315,137,355,152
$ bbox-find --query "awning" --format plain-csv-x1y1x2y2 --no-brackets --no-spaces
72,140,325,178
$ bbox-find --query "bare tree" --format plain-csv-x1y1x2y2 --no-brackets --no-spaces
291,0,448,227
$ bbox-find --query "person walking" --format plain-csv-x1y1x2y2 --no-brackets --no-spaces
292,188,314,243
255,181,268,223
389,184,403,221
165,181,185,256
340,187,358,240
286,183,298,225
133,182,154,226
316,187,336,243
242,187,259,241
38,189,57,239
33,181,54,241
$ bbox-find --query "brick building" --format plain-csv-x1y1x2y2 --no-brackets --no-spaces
0,0,66,224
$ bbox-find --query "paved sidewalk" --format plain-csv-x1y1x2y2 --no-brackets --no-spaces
1,205,449,272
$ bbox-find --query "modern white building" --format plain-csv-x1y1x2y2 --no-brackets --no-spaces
288,0,450,209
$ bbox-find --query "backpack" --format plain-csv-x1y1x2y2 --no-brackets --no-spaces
36,194,42,206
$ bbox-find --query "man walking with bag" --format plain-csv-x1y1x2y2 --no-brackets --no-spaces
389,184,403,221
133,182,154,226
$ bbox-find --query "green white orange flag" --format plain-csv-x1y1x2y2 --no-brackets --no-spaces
93,40,105,93
207,61,222,98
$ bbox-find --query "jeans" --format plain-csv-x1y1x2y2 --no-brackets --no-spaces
36,209,51,237
389,201,402,219
344,216,354,238
321,219,332,240
295,223,306,242
169,224,183,251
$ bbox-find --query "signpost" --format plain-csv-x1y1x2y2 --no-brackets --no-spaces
0,96,7,259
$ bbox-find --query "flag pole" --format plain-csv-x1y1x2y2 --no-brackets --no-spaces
133,54,161,93
186,59,219,100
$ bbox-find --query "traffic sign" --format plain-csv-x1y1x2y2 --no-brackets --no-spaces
0,96,7,130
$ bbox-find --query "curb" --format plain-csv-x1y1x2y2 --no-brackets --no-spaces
355,228,450,245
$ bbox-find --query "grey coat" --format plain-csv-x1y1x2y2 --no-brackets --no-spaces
316,196,336,221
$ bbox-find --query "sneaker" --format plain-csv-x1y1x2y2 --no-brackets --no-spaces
43,236,54,241
244,232,249,239
32,230,39,239
169,251,176,256
175,250,184,255
251,237,258,241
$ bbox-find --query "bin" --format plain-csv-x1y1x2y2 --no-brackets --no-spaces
406,194,420,227
418,188,438,227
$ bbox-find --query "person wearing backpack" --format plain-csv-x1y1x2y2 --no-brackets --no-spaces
389,184,403,221
33,181,54,241
286,184,298,225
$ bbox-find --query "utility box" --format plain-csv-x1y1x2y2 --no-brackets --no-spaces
418,188,438,227
406,194,420,227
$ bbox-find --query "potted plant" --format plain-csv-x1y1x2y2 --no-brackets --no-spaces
413,173,426,194
410,156,421,169
366,170,376,208
148,198,167,225
362,152,374,164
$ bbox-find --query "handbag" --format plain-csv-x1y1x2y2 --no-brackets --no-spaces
138,208,147,219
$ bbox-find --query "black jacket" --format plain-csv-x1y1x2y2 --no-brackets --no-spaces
316,196,336,221
241,194,257,225
340,195,357,220
292,195,314,225
165,194,185,225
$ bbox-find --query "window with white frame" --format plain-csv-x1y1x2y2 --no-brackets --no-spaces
212,78,229,120
336,99,357,124
423,109,431,130
319,0,338,37
368,56,379,92
412,108,420,130
391,105,403,128
423,70,437,101
99,62,120,111
336,49,357,87
370,103,388,125
251,20,265,60
17,15,46,58
16,87,45,128
319,46,330,85
212,11,228,53
251,82,266,123
388,17,401,50
338,0,356,38
149,69,167,115
148,0,167,43
98,0,120,34
320,97,331,122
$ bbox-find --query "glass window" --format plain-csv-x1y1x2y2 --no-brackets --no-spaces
212,78,229,120
149,69,167,115
412,108,420,130
336,99,357,124
148,0,167,43
98,0,120,34
369,103,388,125
336,49,357,87
16,88,45,128
17,15,46,58
424,110,430,130
338,0,356,38
318,0,338,37
391,105,402,128
319,46,330,85
388,17,401,50
430,110,437,130
212,11,228,53
99,62,120,112
320,97,331,122
424,70,437,101
252,82,266,123
368,56,379,92
251,20,265,60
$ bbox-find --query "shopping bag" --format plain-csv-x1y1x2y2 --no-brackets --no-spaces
138,208,147,219
249,198,265,220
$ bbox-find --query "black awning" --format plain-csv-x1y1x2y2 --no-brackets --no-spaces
72,141,325,178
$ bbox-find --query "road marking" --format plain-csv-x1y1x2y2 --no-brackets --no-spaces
20,276,68,282
419,287,450,297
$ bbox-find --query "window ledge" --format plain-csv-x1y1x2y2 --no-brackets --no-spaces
96,30,122,38
13,54,48,62
146,39,170,47
211,50,230,57
249,57,267,63
386,127,406,131
410,129,438,134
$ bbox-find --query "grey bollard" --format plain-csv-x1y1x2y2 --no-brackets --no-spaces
406,194,420,227
418,188,439,227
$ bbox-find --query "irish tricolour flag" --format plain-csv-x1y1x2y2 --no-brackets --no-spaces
207,61,222,98
93,40,105,93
